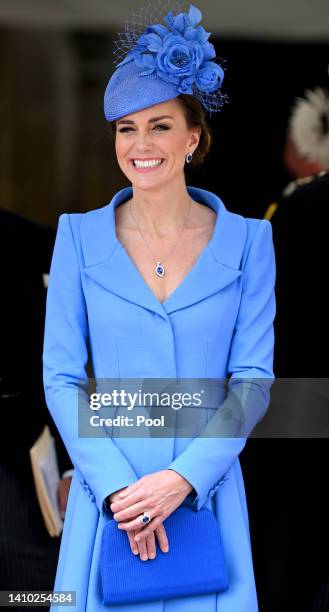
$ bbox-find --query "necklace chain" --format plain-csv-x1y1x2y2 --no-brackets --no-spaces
129,198,193,278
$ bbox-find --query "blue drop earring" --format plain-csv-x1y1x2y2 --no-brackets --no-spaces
185,152,193,164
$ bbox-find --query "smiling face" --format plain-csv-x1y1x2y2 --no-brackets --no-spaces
114,98,201,191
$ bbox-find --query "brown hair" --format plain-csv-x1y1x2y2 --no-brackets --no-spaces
108,94,212,168
175,94,212,167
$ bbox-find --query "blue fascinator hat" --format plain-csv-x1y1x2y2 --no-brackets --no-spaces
104,1,227,121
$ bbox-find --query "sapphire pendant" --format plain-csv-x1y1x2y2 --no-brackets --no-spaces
155,261,165,277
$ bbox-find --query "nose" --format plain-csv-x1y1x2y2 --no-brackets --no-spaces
134,129,152,150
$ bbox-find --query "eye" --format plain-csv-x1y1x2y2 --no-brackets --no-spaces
118,127,134,133
153,124,170,130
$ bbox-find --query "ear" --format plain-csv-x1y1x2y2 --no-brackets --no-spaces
189,125,201,150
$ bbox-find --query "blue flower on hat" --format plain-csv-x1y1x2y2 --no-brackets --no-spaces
195,61,224,93
116,4,224,97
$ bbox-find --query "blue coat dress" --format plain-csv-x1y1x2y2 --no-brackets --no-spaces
42,185,276,612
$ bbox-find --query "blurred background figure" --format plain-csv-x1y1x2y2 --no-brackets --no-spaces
283,76,329,180
265,68,329,373
244,76,329,612
0,2,328,610
0,209,72,597
244,170,329,612
265,67,329,222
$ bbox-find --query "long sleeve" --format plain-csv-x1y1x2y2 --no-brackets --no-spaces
42,213,139,512
167,219,276,510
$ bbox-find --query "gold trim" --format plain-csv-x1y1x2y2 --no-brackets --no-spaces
264,202,278,221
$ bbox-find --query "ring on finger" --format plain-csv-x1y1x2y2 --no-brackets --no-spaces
139,512,151,526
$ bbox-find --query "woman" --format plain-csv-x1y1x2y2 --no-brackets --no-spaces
43,3,276,611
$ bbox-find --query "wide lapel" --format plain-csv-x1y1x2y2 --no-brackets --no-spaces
164,186,246,314
81,187,168,319
80,186,247,318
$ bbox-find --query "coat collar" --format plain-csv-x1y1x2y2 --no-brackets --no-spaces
81,186,247,319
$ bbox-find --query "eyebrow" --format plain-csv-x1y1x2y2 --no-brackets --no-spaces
116,115,174,125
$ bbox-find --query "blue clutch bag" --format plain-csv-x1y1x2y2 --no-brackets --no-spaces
100,504,229,605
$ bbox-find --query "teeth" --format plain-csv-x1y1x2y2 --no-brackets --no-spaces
133,159,163,168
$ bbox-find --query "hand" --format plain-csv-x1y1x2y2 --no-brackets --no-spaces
57,477,72,519
106,488,170,560
107,488,126,505
126,522,170,561
109,469,193,543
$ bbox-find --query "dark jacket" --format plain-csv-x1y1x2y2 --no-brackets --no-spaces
0,208,71,475
271,170,329,377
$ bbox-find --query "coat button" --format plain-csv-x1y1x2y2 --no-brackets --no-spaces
80,480,92,494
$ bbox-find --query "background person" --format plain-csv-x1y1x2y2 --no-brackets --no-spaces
0,208,72,600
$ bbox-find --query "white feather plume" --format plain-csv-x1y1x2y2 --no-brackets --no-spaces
289,86,329,168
